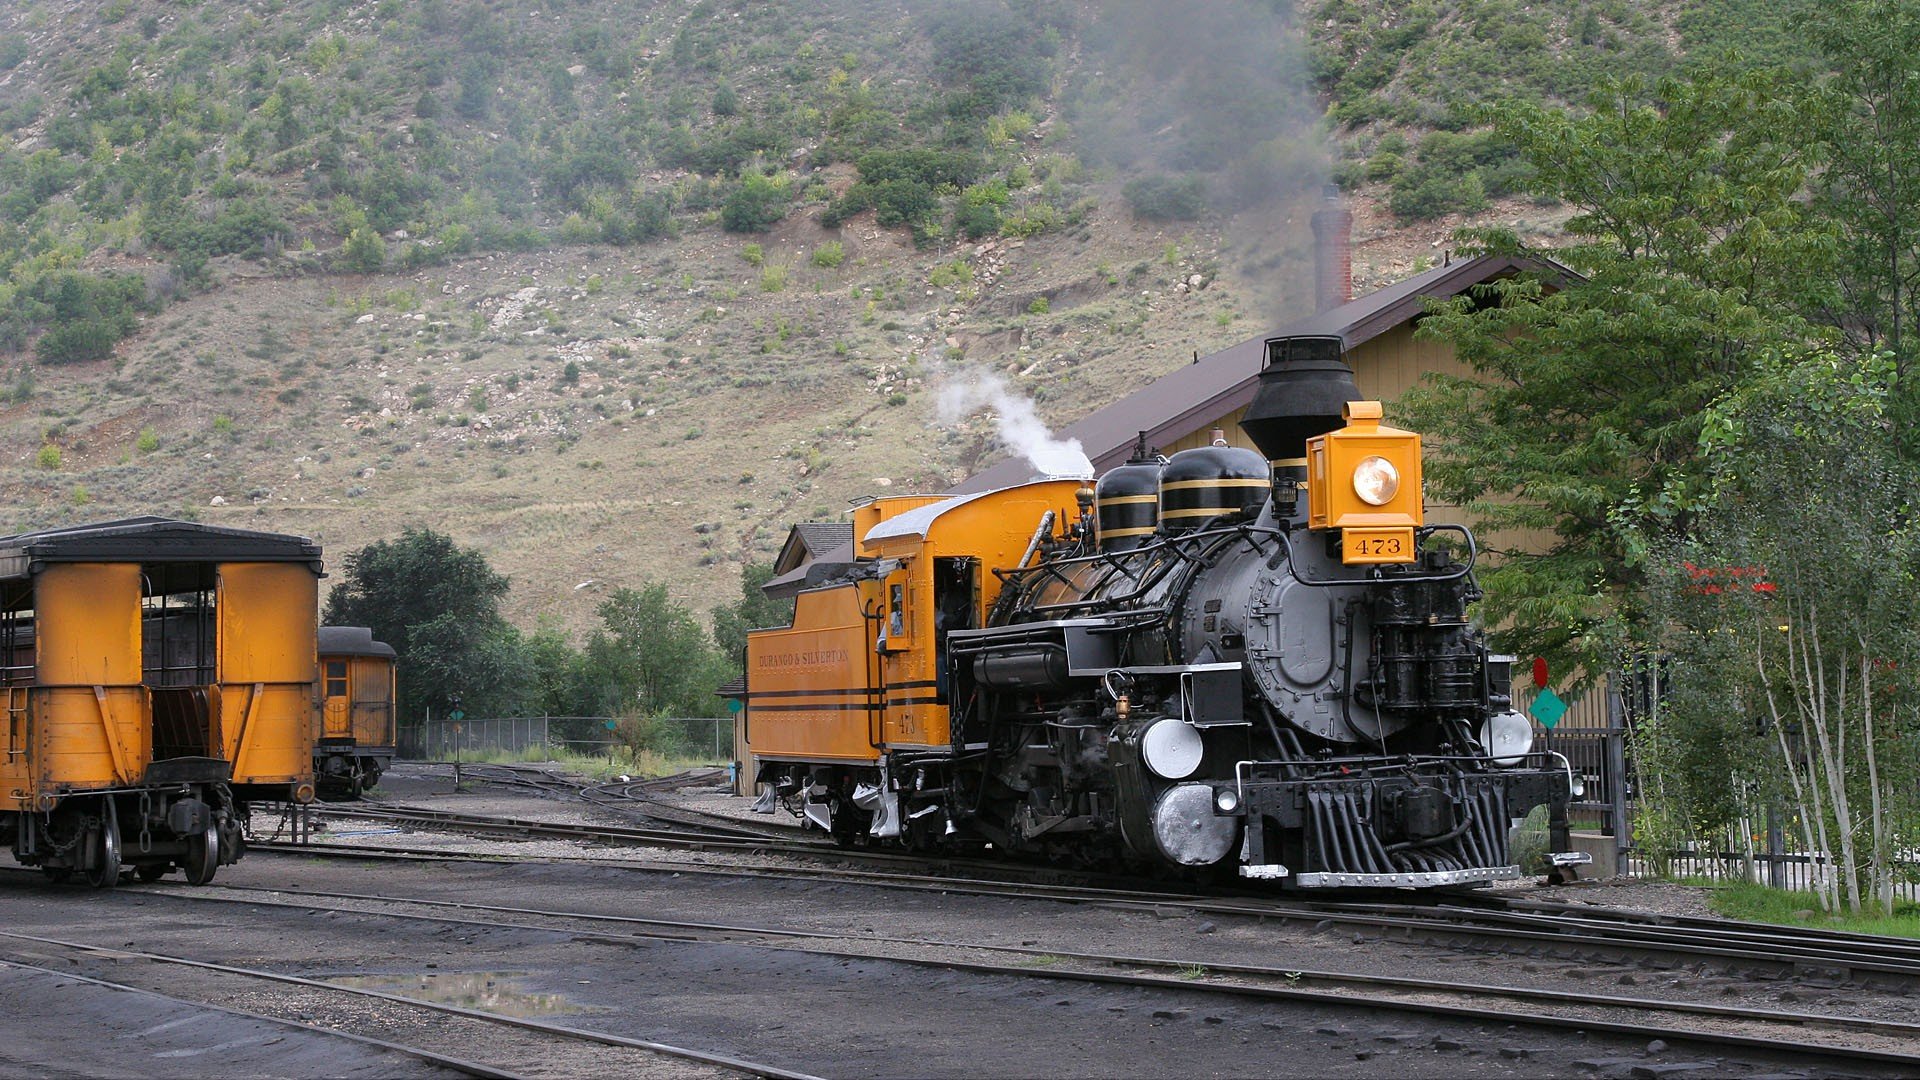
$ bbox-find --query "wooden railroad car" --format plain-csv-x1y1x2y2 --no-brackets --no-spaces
315,625,397,798
0,517,320,886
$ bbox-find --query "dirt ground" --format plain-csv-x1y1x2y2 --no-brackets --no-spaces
0,842,1867,1080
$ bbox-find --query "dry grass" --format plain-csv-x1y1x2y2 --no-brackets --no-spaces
3,201,1304,636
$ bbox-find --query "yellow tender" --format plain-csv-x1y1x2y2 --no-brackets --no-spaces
746,481,1083,766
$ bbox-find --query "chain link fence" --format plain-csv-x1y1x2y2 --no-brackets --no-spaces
399,715,732,763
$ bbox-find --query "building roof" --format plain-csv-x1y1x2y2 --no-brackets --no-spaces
761,540,859,599
956,253,1569,493
772,521,856,574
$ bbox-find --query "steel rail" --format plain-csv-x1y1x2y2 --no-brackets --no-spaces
0,955,521,1079
1306,900,1920,981
1502,895,1920,958
108,880,1920,1071
245,839,1219,906
0,928,820,1080
311,803,799,848
258,812,1223,903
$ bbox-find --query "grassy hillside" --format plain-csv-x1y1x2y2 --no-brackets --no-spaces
0,0,1810,631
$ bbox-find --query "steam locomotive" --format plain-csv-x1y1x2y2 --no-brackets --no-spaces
745,335,1573,886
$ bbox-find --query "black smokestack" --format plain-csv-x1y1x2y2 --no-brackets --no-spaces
1238,335,1360,466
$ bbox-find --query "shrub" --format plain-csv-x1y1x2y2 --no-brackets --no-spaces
558,213,597,243
1122,175,1209,221
342,227,386,272
1028,296,1050,315
929,260,973,287
810,241,844,268
741,243,765,266
135,427,158,454
869,178,937,229
720,172,790,233
1001,202,1062,238
1388,168,1488,220
35,444,60,470
955,201,1000,239
36,319,124,364
760,263,789,292
608,191,672,243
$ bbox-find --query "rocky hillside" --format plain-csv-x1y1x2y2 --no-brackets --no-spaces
0,0,1804,630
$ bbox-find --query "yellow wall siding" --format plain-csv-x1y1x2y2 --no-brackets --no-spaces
1348,321,1474,402
1160,405,1258,457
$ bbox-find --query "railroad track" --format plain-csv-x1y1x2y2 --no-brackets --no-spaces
99,875,1920,1073
435,761,795,839
326,764,1920,983
0,926,817,1080
289,801,1920,988
1298,899,1920,984
290,802,1239,899
0,955,509,1078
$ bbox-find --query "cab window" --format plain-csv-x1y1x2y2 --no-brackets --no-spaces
325,660,348,699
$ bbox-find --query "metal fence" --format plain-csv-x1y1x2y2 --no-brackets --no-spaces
400,715,733,763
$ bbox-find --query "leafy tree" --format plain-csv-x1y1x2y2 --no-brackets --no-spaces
1407,70,1834,681
595,583,724,717
709,562,793,669
1637,351,1920,912
1801,3,1920,396
406,613,534,720
323,528,515,717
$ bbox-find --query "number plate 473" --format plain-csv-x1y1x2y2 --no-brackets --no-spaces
1342,527,1416,565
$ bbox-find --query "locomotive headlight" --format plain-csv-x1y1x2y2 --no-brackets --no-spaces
1352,455,1400,506
1214,787,1240,814
1480,709,1534,767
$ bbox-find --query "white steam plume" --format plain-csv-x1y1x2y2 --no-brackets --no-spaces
937,368,1093,481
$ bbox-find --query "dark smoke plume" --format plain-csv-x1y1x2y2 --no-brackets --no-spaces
1065,0,1328,323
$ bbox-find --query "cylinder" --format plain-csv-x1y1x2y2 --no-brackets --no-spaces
1095,460,1161,551
972,646,1070,691
1158,445,1270,533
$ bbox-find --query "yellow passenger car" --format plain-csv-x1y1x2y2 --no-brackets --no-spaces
0,518,320,886
316,625,398,798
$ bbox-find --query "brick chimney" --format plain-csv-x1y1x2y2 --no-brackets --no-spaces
1310,185,1353,314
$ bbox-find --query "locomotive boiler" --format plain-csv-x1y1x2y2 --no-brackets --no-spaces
746,335,1573,886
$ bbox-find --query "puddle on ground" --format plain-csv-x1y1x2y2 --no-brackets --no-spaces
328,971,592,1016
